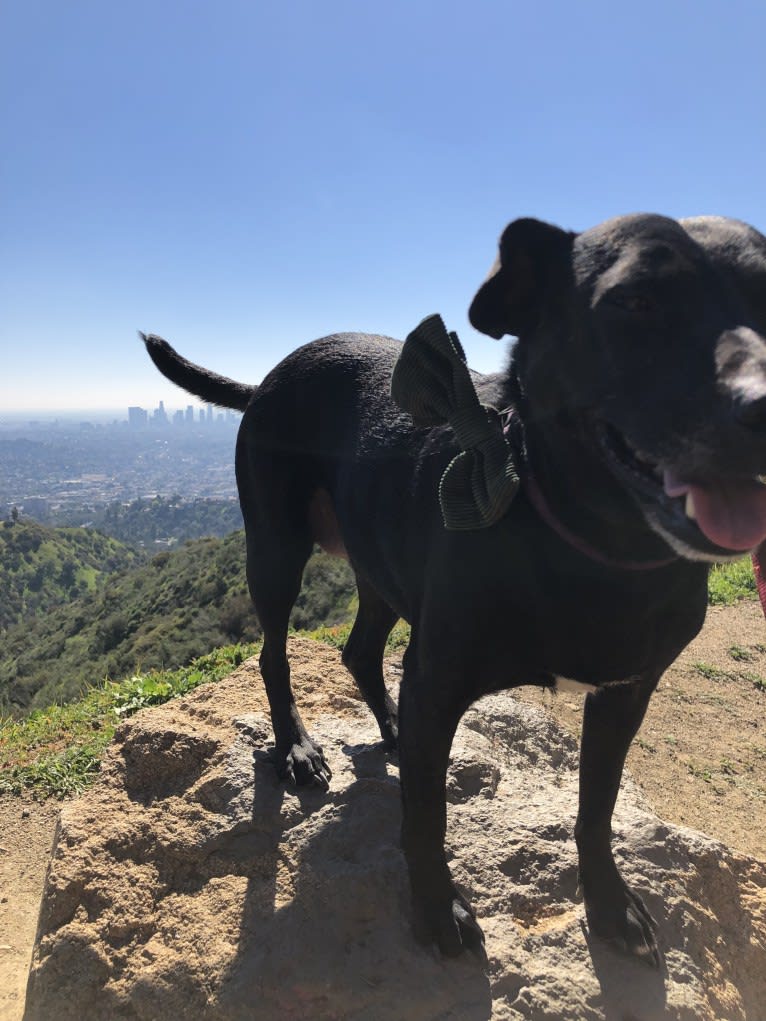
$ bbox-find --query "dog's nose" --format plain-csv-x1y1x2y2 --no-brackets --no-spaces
717,328,766,431
736,393,766,431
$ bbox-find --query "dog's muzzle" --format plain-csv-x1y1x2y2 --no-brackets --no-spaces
596,420,766,561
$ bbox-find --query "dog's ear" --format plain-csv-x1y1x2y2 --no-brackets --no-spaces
469,218,575,339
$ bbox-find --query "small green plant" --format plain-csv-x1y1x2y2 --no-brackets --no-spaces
687,762,713,783
693,662,731,682
708,559,757,605
384,620,411,651
304,618,411,654
0,642,260,799
727,644,757,663
0,743,104,799
0,627,411,801
112,675,175,716
302,623,352,650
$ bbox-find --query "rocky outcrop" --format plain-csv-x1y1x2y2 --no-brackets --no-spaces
24,638,766,1020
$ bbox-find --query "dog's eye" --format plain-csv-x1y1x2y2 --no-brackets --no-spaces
605,291,654,315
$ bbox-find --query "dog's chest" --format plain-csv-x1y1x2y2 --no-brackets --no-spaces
456,545,707,690
534,604,659,684
521,571,704,686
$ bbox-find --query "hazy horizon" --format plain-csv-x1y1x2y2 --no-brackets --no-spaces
0,398,232,423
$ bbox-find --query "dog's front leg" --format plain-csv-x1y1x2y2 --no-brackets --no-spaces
398,669,485,958
575,679,661,966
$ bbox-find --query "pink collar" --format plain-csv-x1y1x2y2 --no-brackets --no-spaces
500,406,766,610
500,406,677,572
752,546,766,619
523,474,678,572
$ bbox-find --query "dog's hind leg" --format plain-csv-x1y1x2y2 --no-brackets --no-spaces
341,574,399,748
246,524,332,790
575,678,661,966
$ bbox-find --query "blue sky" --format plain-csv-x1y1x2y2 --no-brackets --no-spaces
2,0,765,411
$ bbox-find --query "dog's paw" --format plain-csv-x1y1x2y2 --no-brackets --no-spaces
379,719,398,751
271,738,332,791
412,889,486,961
374,697,398,750
585,883,661,968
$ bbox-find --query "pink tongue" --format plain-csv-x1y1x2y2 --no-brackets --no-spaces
664,471,766,551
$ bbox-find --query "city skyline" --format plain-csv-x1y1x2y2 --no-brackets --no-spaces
1,397,241,523
127,400,240,429
0,398,241,427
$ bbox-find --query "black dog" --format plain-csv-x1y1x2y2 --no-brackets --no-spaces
142,213,766,964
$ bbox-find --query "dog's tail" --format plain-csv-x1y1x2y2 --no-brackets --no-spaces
139,333,255,412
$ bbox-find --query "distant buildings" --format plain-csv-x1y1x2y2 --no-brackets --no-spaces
1,411,241,522
128,406,148,428
152,400,169,427
127,402,238,429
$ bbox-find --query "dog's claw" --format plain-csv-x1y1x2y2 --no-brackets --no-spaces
452,901,487,962
625,898,662,968
311,768,331,792
380,727,398,752
271,737,331,790
586,883,661,968
413,891,486,961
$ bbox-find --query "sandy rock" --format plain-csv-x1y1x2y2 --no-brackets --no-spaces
24,638,766,1020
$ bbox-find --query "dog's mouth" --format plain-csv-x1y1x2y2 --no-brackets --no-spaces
596,421,766,559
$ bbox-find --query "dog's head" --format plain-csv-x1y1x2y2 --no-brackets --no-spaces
469,213,766,562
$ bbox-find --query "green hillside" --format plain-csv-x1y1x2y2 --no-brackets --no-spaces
1,506,756,721
0,531,355,716
0,517,142,632
0,558,757,801
80,495,244,545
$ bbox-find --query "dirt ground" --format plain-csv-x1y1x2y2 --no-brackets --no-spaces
518,600,766,860
1,600,764,1021
0,801,59,1021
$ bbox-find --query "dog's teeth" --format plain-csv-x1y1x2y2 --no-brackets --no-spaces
685,492,697,520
